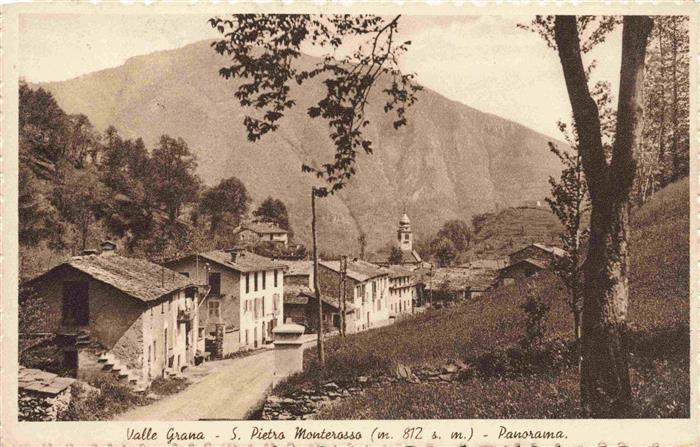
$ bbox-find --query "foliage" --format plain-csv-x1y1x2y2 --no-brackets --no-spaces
546,123,590,342
60,376,151,421
250,241,308,260
149,377,190,396
150,135,201,223
431,237,456,267
52,165,108,250
634,16,690,203
252,197,291,236
436,219,472,252
388,246,402,264
17,84,228,273
210,14,421,196
520,284,550,348
201,177,251,233
18,163,65,249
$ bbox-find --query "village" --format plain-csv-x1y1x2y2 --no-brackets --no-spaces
18,210,567,421
10,10,692,432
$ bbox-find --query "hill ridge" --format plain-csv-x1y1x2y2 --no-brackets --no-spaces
39,39,565,253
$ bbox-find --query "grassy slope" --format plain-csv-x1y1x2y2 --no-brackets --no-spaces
465,206,564,260
280,178,689,418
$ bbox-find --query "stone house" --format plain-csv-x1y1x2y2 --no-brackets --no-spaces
387,265,415,317
234,222,289,247
280,260,313,328
318,259,391,333
164,248,287,355
495,243,565,287
508,243,565,266
283,291,342,333
24,243,202,387
494,258,547,287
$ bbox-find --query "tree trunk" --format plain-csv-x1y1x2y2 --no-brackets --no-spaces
311,189,325,366
555,15,652,418
670,18,679,180
656,20,667,186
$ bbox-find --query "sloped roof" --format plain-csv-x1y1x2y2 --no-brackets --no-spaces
236,222,288,235
167,250,288,274
284,284,313,304
532,243,566,258
498,258,548,274
28,254,193,303
457,258,509,270
387,265,413,279
416,267,497,292
280,260,313,276
368,248,422,265
512,243,566,259
424,268,471,292
298,291,350,311
320,259,388,282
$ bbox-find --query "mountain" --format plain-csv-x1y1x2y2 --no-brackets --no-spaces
40,40,565,254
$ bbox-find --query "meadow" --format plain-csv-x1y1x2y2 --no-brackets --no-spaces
276,178,690,418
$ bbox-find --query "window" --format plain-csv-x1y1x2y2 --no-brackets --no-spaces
208,300,221,318
245,273,250,294
161,302,164,314
254,272,258,291
262,271,266,290
208,272,221,296
274,270,278,287
372,281,377,300
404,233,410,241
273,293,279,312
245,329,249,345
262,296,266,316
179,271,190,278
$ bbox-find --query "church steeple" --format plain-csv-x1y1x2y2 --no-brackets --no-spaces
397,213,413,251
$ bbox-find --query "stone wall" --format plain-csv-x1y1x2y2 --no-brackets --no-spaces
18,388,72,421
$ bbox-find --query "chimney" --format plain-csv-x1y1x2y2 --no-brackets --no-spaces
225,246,245,263
100,240,117,256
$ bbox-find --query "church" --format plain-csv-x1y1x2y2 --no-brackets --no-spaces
370,214,425,269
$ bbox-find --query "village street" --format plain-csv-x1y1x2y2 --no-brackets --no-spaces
114,335,319,421
114,350,274,421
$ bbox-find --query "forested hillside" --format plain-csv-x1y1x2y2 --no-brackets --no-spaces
40,40,566,254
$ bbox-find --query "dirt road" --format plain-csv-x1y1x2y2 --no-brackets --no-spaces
114,350,274,421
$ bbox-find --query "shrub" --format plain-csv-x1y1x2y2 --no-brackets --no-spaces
61,375,150,421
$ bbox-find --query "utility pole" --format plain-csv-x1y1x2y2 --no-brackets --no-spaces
311,188,325,365
340,255,347,336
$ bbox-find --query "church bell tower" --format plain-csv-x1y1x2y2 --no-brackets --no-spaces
397,213,413,251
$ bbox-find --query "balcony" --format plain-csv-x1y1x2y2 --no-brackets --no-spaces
178,308,195,323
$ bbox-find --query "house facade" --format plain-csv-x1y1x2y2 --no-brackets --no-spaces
164,248,287,355
387,266,414,317
280,260,313,328
318,259,391,333
234,222,289,247
24,243,202,388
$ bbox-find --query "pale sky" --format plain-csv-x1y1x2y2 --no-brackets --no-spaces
19,14,622,139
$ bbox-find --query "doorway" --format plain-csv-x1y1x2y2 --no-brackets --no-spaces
62,281,89,326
